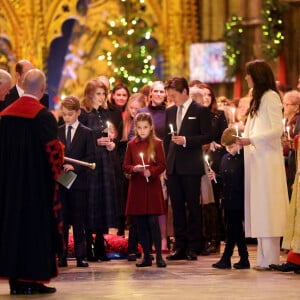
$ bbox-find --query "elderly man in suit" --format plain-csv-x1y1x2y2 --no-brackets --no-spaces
164,77,212,261
4,60,49,109
0,69,12,111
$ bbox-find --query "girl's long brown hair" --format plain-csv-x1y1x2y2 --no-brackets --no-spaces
134,112,157,162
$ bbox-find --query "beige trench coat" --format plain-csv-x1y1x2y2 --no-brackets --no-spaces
244,90,289,237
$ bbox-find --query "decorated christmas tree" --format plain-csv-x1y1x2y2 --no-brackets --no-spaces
98,0,158,92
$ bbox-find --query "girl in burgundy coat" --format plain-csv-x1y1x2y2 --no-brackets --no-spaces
123,113,167,268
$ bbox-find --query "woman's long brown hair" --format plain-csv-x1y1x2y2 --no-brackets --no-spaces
246,60,279,118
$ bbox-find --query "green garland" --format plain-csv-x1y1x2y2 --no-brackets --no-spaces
261,0,287,61
222,15,243,78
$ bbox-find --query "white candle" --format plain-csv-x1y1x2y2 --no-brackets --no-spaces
286,126,291,140
234,124,239,137
282,118,286,131
231,107,236,123
234,124,240,154
204,155,210,168
169,123,174,136
204,155,217,183
139,152,149,182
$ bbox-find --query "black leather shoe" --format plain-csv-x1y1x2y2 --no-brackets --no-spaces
136,260,152,267
58,258,68,267
269,262,300,272
233,259,250,269
166,249,187,260
186,249,197,261
156,258,167,268
212,259,231,269
10,281,56,295
98,254,111,261
77,259,89,267
128,254,137,261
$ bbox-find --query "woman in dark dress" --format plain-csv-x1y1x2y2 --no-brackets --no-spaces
198,83,228,254
79,79,119,261
109,83,130,236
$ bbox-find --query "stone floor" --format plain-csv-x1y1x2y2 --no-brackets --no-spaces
0,243,300,299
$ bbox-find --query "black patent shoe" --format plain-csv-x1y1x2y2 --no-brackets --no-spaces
156,258,167,268
233,259,250,269
186,249,197,261
10,281,56,295
98,254,111,261
77,259,89,267
212,259,231,269
269,262,300,272
136,259,152,267
58,258,68,267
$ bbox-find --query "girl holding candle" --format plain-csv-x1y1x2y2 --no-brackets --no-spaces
123,112,167,267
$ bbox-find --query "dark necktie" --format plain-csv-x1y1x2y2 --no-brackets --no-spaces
176,105,183,131
66,125,72,150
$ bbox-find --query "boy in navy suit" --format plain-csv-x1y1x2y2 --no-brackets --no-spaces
57,96,95,268
208,128,250,269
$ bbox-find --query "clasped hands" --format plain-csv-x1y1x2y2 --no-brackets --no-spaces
97,136,115,151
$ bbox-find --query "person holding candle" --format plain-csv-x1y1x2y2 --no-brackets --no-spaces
208,128,250,269
80,78,119,262
164,77,212,261
197,83,228,255
132,81,169,252
237,60,289,270
123,112,167,267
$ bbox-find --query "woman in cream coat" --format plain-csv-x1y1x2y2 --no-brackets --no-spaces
238,60,289,270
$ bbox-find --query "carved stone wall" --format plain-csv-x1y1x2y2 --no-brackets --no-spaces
0,0,299,99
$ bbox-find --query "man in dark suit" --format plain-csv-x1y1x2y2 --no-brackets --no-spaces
57,96,95,268
164,77,212,260
4,60,49,109
0,69,12,112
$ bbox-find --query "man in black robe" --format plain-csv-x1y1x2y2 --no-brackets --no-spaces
0,69,63,295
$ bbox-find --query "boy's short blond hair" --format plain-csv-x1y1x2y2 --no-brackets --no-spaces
221,127,237,146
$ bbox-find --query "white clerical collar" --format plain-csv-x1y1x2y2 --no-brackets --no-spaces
22,93,39,100
16,84,24,97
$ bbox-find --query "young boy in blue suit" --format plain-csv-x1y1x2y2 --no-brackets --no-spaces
57,96,95,268
208,128,250,269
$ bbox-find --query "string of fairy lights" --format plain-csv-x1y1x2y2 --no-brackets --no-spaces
98,0,157,92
